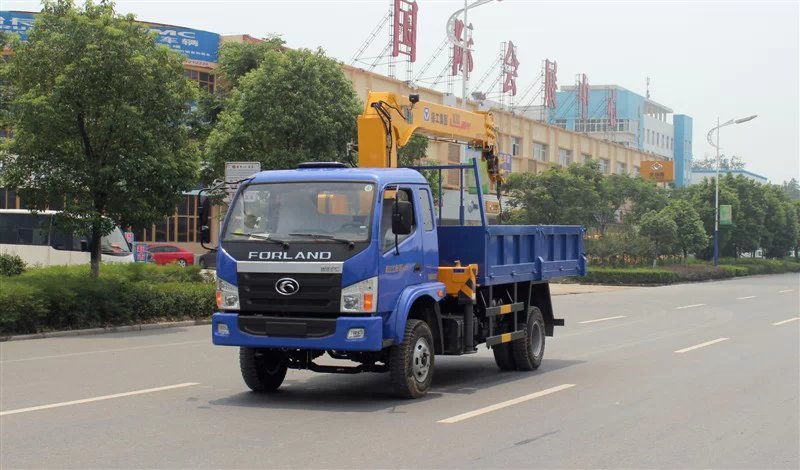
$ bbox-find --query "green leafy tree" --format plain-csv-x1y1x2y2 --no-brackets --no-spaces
504,162,603,228
781,178,800,201
664,199,708,261
204,47,361,176
727,175,766,257
1,0,198,277
216,37,285,87
639,209,678,266
761,185,798,258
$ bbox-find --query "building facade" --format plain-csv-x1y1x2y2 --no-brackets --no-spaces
549,84,693,187
689,169,768,186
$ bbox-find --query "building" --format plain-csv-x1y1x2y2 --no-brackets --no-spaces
549,84,694,186
1,11,668,250
689,169,768,186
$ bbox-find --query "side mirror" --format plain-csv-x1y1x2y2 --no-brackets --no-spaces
80,240,89,252
392,200,413,235
198,195,211,244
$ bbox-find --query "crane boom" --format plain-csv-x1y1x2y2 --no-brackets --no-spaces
357,91,505,184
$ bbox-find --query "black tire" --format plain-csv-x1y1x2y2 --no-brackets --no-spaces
512,307,546,371
239,347,288,392
199,258,207,269
492,343,516,371
389,319,434,398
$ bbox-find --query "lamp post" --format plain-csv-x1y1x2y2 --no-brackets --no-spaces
446,0,499,107
706,114,757,266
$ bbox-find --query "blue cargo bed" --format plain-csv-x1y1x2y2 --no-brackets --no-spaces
437,225,587,286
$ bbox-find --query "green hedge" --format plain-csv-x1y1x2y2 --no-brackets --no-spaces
583,267,680,285
0,253,26,276
719,258,800,275
0,264,214,336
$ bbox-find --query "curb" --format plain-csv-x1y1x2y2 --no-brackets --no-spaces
0,319,212,342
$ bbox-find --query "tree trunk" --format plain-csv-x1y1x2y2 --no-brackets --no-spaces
89,229,102,278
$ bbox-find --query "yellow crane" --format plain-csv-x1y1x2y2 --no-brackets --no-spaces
356,91,505,184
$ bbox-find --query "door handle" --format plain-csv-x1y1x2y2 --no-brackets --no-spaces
413,263,422,272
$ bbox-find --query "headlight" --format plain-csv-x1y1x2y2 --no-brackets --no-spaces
216,278,240,310
341,276,378,313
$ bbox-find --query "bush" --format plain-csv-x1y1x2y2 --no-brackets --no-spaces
0,263,214,335
0,253,26,276
583,267,680,285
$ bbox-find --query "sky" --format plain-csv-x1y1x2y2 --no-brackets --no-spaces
4,0,799,184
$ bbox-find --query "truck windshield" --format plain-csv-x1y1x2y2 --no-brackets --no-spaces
223,182,375,243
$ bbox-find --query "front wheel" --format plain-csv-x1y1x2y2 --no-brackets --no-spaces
512,307,546,371
239,348,288,392
176,258,187,268
389,319,434,398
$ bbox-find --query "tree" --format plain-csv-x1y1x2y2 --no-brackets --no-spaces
761,185,798,258
781,178,800,201
204,47,362,176
692,154,746,171
639,209,678,266
664,199,707,261
1,0,198,277
504,162,604,228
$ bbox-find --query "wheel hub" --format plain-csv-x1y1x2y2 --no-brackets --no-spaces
531,322,543,356
412,337,431,382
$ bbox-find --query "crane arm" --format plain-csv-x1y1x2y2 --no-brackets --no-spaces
356,91,505,184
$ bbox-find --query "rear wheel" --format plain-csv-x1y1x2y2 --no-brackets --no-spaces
389,319,434,398
492,343,516,370
199,258,207,269
512,307,546,371
176,258,187,268
239,348,288,392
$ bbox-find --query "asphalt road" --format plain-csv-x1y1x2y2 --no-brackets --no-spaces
1,274,798,469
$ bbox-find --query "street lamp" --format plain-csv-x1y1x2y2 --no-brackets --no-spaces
706,114,758,266
446,0,500,107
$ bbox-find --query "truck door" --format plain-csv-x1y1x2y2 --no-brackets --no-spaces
416,187,439,282
378,186,425,311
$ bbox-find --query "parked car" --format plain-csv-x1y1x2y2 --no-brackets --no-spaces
147,244,194,267
198,249,217,270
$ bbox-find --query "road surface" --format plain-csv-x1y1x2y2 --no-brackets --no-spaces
1,274,798,468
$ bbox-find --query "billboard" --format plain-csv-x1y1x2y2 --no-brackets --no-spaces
146,24,220,67
641,160,675,183
392,0,417,62
720,205,732,225
0,11,35,42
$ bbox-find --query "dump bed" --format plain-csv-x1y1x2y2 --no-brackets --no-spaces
437,225,587,286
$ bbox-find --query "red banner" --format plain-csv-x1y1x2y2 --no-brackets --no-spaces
392,0,418,62
544,59,557,108
451,19,474,76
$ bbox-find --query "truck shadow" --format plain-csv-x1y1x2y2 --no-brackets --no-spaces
207,356,583,413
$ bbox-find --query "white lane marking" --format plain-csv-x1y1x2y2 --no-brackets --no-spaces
0,340,207,364
778,289,794,294
675,303,705,310
772,317,800,326
674,338,729,354
578,315,627,324
736,296,757,300
437,384,575,424
0,383,199,417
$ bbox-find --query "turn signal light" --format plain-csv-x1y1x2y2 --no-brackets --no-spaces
215,290,223,309
363,292,374,311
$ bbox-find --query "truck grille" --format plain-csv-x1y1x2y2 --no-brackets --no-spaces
237,272,342,315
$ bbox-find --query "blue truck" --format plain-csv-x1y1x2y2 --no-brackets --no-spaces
201,158,586,398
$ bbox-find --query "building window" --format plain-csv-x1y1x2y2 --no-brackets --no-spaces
616,162,627,175
511,137,520,157
184,69,216,94
533,142,548,162
582,153,592,164
599,159,609,175
554,119,567,129
559,148,572,166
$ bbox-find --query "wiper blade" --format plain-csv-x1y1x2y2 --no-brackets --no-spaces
288,232,355,249
230,232,289,248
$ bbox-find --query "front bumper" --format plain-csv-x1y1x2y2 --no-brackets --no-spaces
212,312,385,351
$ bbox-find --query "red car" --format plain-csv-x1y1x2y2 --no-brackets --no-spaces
147,244,195,267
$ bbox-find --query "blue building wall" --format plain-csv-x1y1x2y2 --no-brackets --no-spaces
551,88,644,147
673,114,693,187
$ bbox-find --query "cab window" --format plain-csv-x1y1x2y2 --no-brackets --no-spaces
381,188,416,252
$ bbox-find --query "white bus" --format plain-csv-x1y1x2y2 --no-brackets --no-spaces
0,209,134,266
